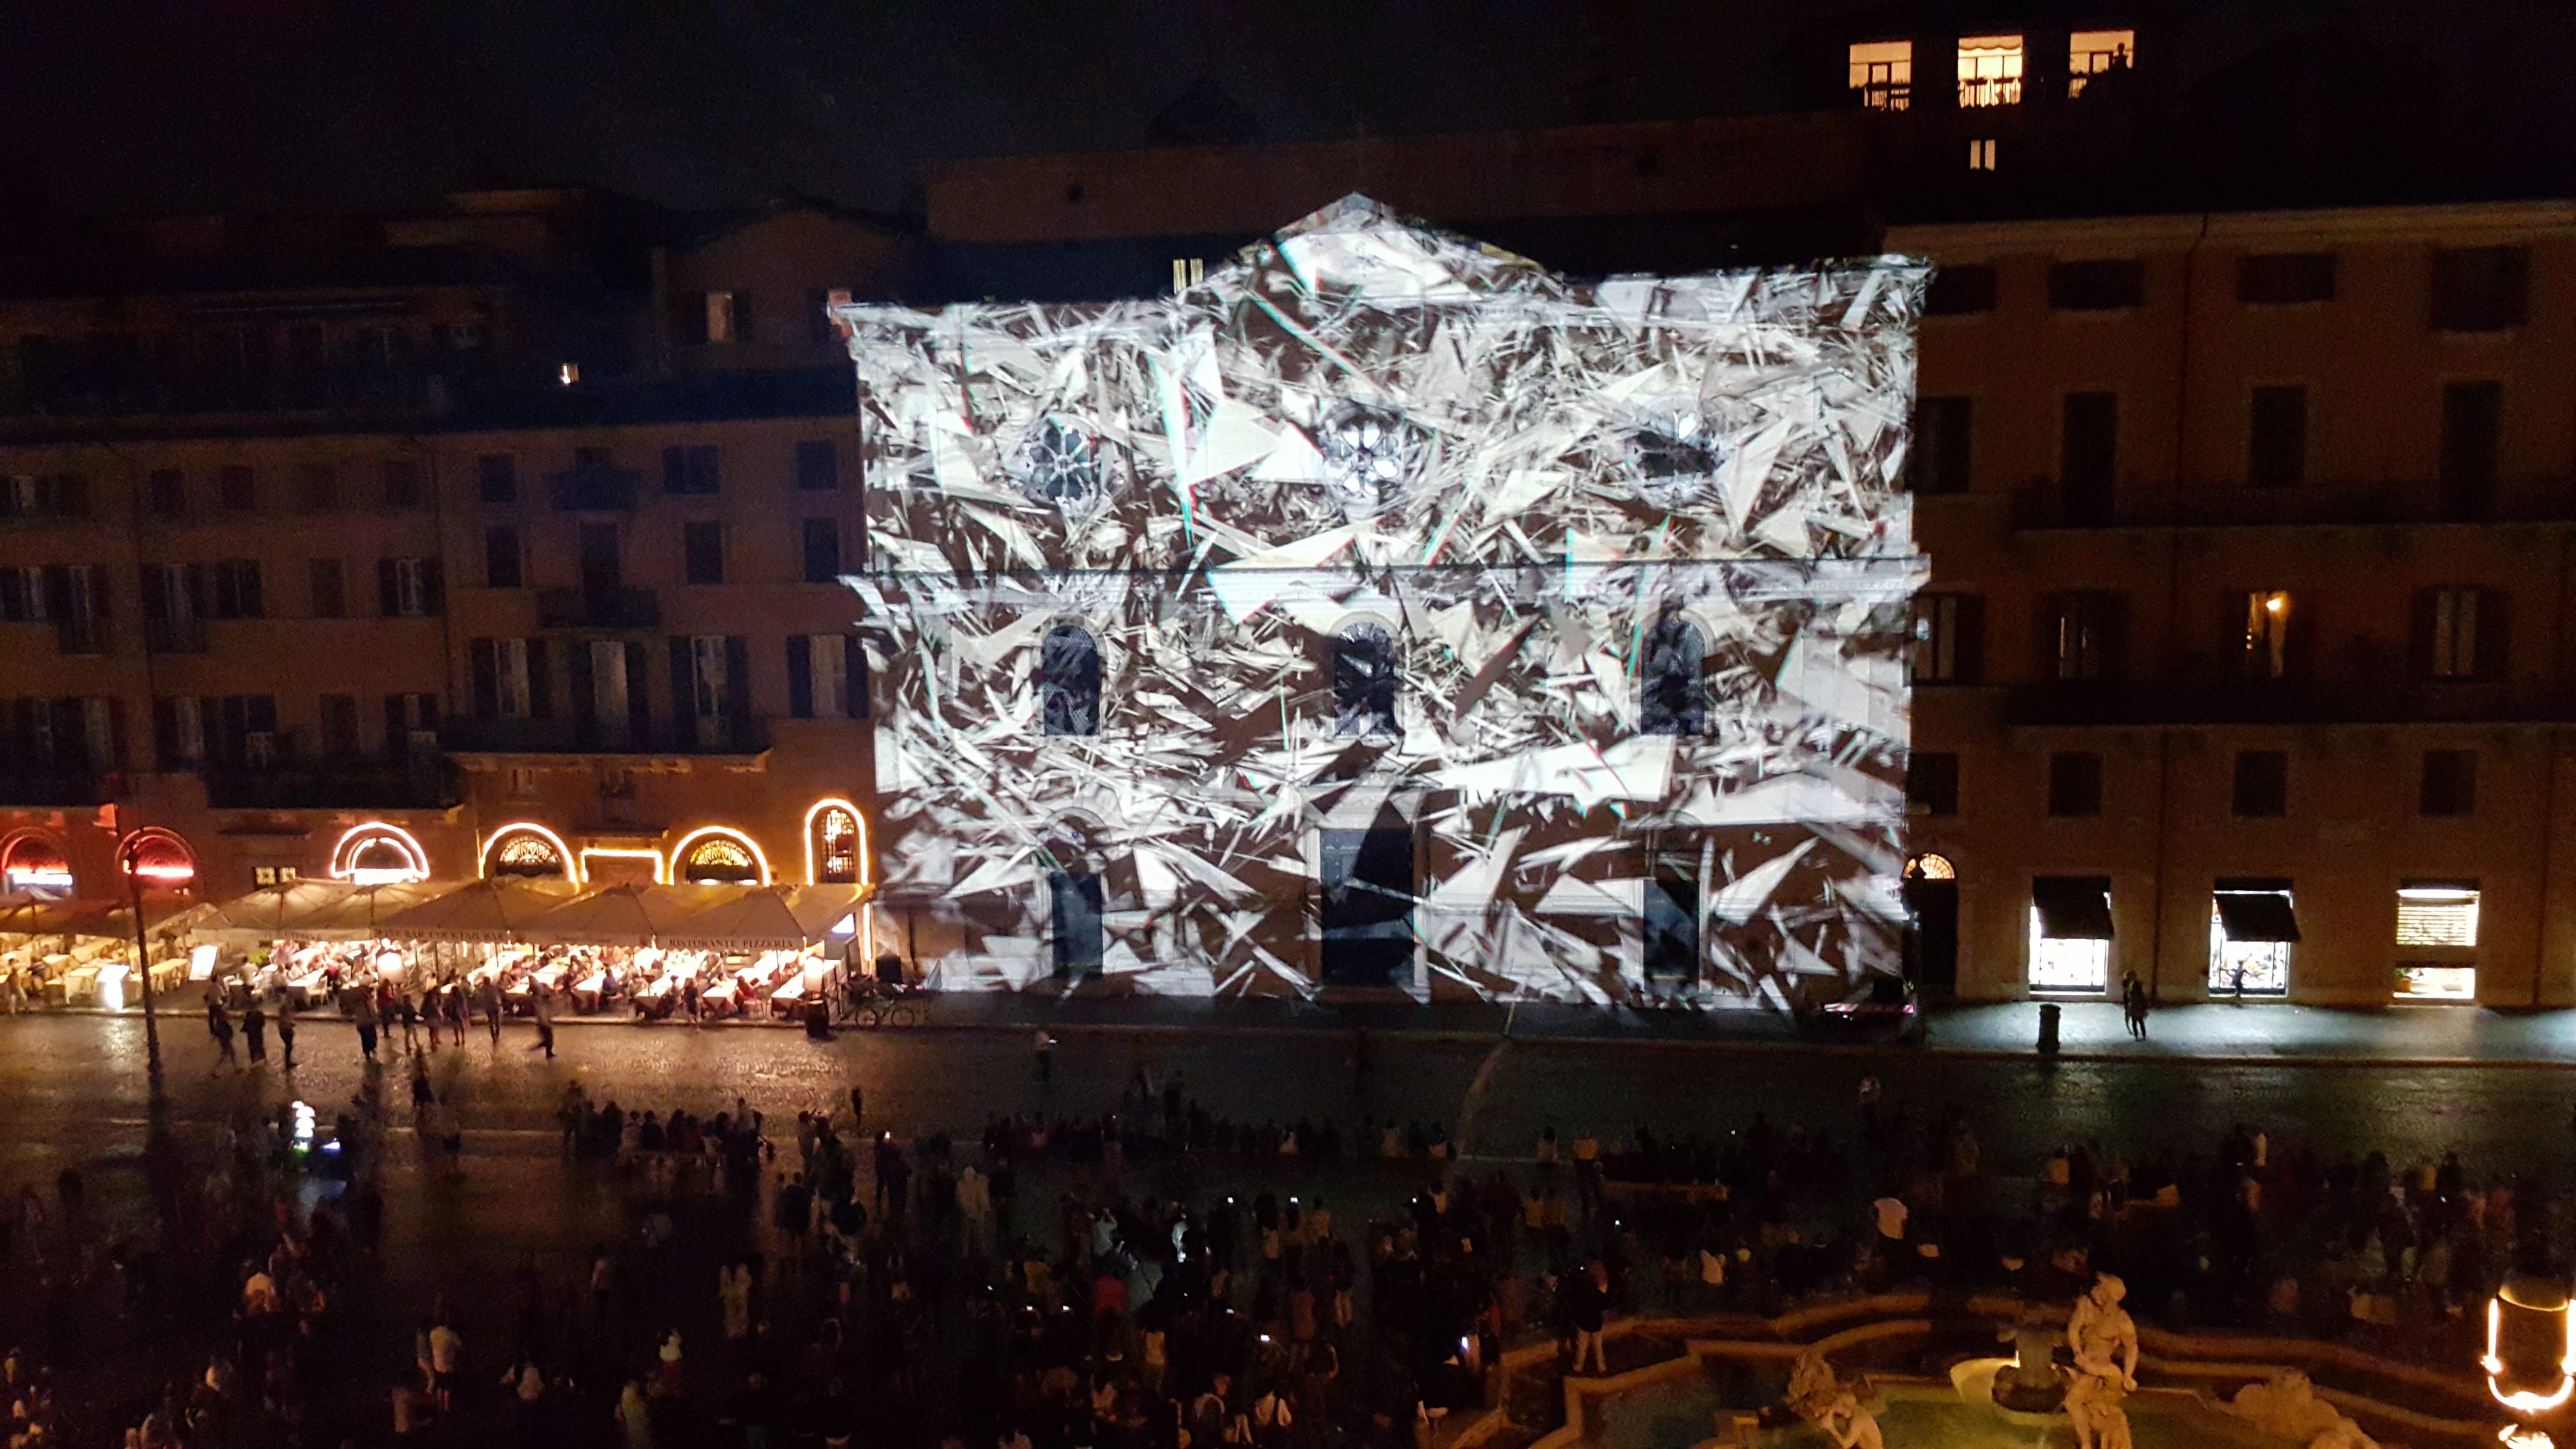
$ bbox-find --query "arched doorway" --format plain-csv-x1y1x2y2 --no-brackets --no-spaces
119,829,198,894
672,828,768,885
0,833,74,897
331,822,431,885
1903,853,1959,998
804,800,866,885
483,824,575,881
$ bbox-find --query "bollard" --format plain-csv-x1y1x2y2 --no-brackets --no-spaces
2038,1001,2061,1056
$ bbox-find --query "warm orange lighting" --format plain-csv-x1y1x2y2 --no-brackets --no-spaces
2485,1288,2576,1415
671,826,771,886
118,828,197,890
801,797,873,887
329,822,431,884
579,847,668,885
481,821,578,881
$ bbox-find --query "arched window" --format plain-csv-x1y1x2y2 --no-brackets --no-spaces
0,834,73,897
1332,623,1399,738
331,822,430,885
1904,853,1957,882
673,827,769,885
1640,614,1707,736
806,803,863,885
1009,415,1110,515
1318,403,1429,515
484,825,574,880
119,829,197,892
1040,626,1102,736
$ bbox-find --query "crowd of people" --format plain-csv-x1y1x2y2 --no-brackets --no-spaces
0,1040,2556,1447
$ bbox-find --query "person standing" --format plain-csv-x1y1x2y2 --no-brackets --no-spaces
1033,1029,1055,1084
242,998,268,1066
2121,971,2149,1040
206,991,238,1073
398,988,421,1056
481,977,504,1048
444,984,468,1048
353,986,380,1062
533,983,557,1061
276,995,298,1071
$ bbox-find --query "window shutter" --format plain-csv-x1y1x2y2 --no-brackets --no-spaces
377,559,399,616
106,699,126,772
243,563,263,620
42,566,71,623
2408,590,2438,679
183,563,209,621
1953,595,1986,684
2100,594,2129,682
384,695,406,758
725,637,752,724
527,638,554,720
2477,588,2512,679
786,635,813,718
627,643,654,742
567,641,596,729
470,639,499,719
669,637,692,736
246,695,276,735
846,635,869,718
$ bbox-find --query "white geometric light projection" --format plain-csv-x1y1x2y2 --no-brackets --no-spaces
836,195,1928,1004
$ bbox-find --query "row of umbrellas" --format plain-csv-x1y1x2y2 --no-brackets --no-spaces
11,879,870,953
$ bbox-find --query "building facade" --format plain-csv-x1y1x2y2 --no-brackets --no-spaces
841,198,1925,1002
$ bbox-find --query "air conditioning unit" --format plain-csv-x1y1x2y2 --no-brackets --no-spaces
243,731,274,766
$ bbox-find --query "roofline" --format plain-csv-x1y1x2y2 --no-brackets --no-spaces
1885,199,2576,257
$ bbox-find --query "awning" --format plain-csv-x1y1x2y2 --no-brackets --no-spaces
0,898,152,941
2216,891,2301,943
652,885,868,951
284,880,472,939
519,883,746,947
2032,876,2114,939
376,877,586,942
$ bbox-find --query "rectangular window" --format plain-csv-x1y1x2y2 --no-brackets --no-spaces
318,693,360,758
2047,751,2103,817
2420,749,2478,818
704,290,737,344
386,692,439,763
1049,870,1105,980
1642,849,1700,985
153,695,206,766
1956,34,2023,107
789,633,856,719
492,638,532,719
1910,396,1972,495
2418,586,2502,680
586,641,633,741
2396,881,2479,947
140,562,206,652
663,444,721,496
2247,385,2307,489
1966,138,1997,172
1924,265,1996,316
380,459,425,510
2241,590,2293,679
1911,594,1981,684
682,521,725,585
1848,39,1912,110
2061,392,2117,524
2231,749,2288,817
295,463,338,514
2238,252,2336,305
1320,827,1415,987
2066,29,2135,97
1907,752,1959,816
2050,259,2143,311
46,565,107,655
2431,247,2528,332
484,526,522,590
2029,875,2113,993
796,439,840,492
219,465,257,513
2209,879,2296,996
378,557,439,618
210,559,264,620
476,453,517,504
802,517,841,583
2047,592,2121,681
146,469,186,519
308,559,345,619
2439,381,2502,521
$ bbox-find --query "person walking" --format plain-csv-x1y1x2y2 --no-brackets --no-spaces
444,984,468,1047
532,983,557,1060
242,998,267,1065
276,995,297,1071
206,991,237,1073
397,988,421,1056
1570,1261,1610,1373
481,977,504,1048
352,986,380,1062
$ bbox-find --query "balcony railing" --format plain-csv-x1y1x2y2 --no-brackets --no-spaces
440,715,768,757
536,587,659,630
202,763,458,810
548,465,644,512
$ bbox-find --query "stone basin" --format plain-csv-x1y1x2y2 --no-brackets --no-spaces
1591,1368,2310,1449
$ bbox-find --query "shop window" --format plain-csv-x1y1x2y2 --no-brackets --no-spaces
1956,34,2023,107
1039,625,1102,737
683,521,725,585
1642,848,1699,985
477,453,517,504
2416,586,2504,680
2209,878,2296,996
809,805,862,885
2231,750,2288,817
2240,591,2293,679
1050,870,1105,980
2047,751,2102,817
2238,253,2336,306
2060,393,2118,524
2395,880,2479,1000
2051,260,2143,312
1909,396,1973,495
120,830,195,891
664,444,721,497
1924,266,1996,316
2248,386,2307,489
1907,753,1958,817
2029,875,2113,993
2067,29,2135,97
1640,615,1706,736
0,834,72,896
2431,247,2528,332
2047,591,2122,681
2439,381,2501,521
1912,594,1982,684
1320,827,1414,987
2420,749,2478,818
334,824,429,885
1848,40,1912,110
1332,623,1399,739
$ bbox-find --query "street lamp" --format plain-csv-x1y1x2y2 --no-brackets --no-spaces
117,830,195,1096
2484,1276,2574,1447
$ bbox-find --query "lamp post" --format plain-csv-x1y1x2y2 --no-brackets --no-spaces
2484,1275,2574,1447
120,835,165,1096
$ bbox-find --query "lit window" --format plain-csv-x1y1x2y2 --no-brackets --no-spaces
2242,591,2292,679
1967,138,1998,171
2029,875,2112,993
2396,884,2479,948
705,291,736,344
1957,35,2024,107
2067,30,2135,97
680,837,760,884
558,363,579,386
2209,881,2296,996
810,805,861,885
2423,587,2486,680
1848,40,1913,110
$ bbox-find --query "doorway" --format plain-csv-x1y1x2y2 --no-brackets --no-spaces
1903,853,1959,998
1320,827,1414,987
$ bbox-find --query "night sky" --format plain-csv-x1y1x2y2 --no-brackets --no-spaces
0,1,2559,220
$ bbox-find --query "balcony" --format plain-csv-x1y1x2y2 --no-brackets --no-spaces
440,715,769,759
548,464,644,512
202,762,458,810
537,586,660,630
0,773,109,807
2004,680,2569,729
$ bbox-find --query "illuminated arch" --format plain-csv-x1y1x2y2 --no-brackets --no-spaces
117,828,197,891
802,798,871,886
329,822,431,885
1904,853,1957,882
671,826,770,886
482,822,576,881
0,831,74,898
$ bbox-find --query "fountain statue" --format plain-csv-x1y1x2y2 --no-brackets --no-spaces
2222,1371,2383,1449
1781,1349,1883,1449
2064,1273,2141,1449
1993,1306,2069,1411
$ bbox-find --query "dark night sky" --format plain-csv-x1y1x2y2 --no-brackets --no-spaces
0,1,2557,220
